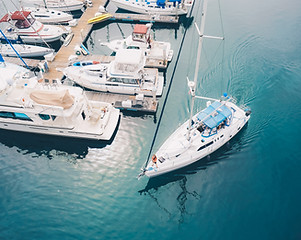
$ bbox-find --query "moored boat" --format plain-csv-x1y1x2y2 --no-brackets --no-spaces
111,0,193,16
63,49,164,96
102,23,173,66
0,10,68,43
24,7,73,24
21,0,84,12
0,57,120,141
0,43,54,58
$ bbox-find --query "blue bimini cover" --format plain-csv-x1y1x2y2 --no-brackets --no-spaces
197,101,232,129
156,0,166,6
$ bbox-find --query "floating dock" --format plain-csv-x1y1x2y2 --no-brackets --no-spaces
84,90,158,113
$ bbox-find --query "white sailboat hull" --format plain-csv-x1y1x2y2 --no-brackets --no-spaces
145,102,250,177
22,0,84,12
112,0,188,15
0,44,54,57
24,7,73,24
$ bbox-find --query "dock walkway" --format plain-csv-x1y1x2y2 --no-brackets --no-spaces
43,0,107,80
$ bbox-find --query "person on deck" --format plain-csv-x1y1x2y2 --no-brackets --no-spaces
152,154,158,168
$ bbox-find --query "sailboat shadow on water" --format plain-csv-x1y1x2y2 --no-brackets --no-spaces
139,123,249,193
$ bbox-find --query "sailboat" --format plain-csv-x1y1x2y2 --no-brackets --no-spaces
140,0,251,178
21,0,84,12
111,0,193,16
24,7,73,25
0,43,54,58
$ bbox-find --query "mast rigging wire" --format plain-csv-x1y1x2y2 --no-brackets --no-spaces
142,1,197,171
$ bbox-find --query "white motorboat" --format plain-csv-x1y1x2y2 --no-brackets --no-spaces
21,0,84,12
102,23,173,65
0,58,120,141
140,0,251,178
63,49,164,96
24,7,73,24
0,10,68,43
111,0,193,16
0,43,54,58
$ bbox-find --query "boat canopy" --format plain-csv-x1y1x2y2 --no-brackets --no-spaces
0,11,31,23
157,0,181,6
113,49,144,74
197,101,232,129
133,24,148,34
30,89,74,109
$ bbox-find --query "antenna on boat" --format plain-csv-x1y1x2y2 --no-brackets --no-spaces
0,29,30,69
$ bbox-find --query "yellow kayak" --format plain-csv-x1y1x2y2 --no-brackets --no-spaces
88,13,112,24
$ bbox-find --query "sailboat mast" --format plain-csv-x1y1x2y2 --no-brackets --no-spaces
187,0,208,140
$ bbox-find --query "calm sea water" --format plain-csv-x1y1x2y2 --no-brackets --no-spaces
1,0,301,239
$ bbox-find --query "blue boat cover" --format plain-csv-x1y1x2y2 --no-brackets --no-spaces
197,101,232,129
156,0,165,6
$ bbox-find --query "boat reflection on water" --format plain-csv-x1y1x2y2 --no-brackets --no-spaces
139,124,249,191
138,126,249,222
0,118,120,163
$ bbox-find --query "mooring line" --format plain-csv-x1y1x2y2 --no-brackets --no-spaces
143,2,197,170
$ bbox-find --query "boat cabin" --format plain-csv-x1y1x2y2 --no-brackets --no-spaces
132,24,150,43
0,11,35,29
112,49,145,74
196,101,232,137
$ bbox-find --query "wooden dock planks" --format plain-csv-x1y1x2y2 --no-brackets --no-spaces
43,0,108,80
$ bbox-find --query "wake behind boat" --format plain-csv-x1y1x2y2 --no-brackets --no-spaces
140,0,251,178
63,49,164,96
0,58,120,141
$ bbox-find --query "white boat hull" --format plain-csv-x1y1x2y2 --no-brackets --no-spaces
24,7,73,24
112,0,188,15
22,0,84,12
65,66,164,96
145,102,250,177
0,106,120,140
0,63,120,141
0,44,54,58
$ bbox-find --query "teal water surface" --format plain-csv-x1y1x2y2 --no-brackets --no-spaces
1,0,301,239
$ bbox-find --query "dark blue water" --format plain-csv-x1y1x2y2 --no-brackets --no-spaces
1,0,301,239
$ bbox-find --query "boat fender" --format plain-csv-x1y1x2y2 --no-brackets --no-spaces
245,110,251,116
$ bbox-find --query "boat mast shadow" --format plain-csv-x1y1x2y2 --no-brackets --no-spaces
139,124,250,193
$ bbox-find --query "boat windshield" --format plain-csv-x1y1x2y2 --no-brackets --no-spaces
15,17,35,29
